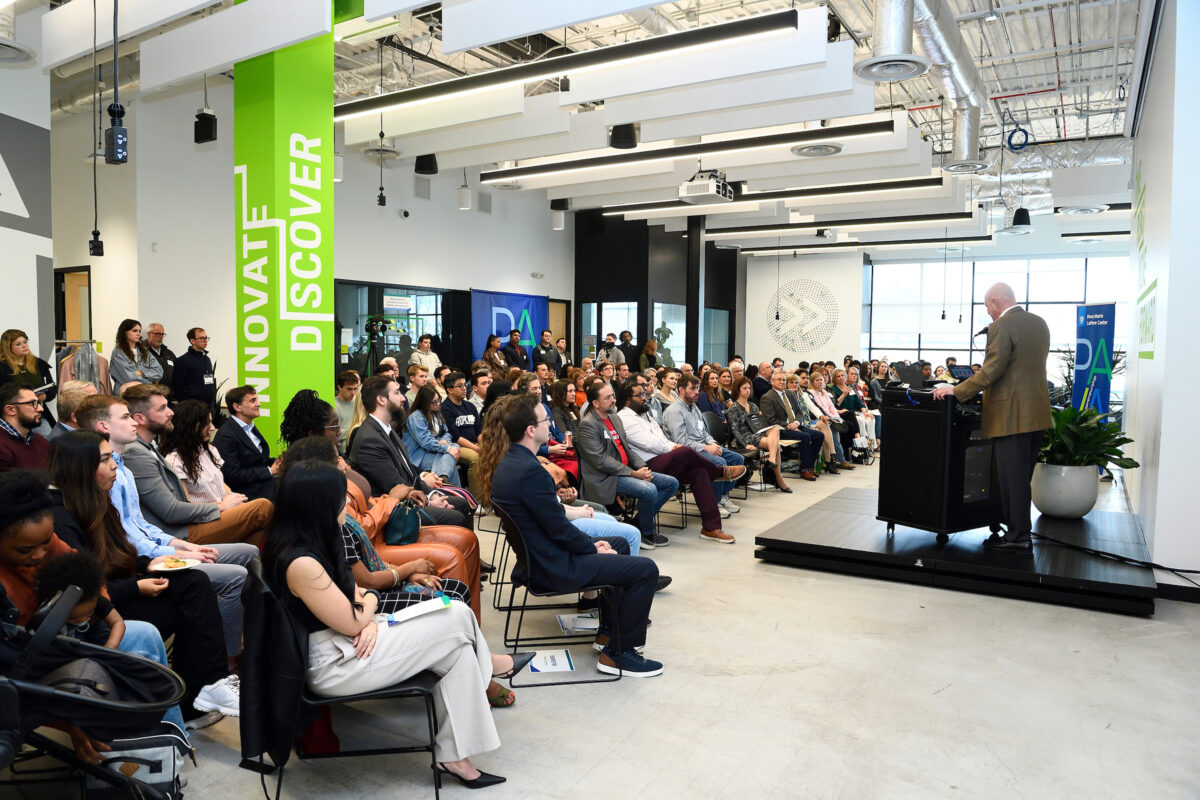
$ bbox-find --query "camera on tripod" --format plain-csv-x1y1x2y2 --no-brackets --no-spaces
365,315,389,336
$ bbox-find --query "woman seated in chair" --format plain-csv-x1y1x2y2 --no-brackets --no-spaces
549,379,581,442
402,387,462,487
725,377,789,491
263,459,527,788
697,370,728,420
515,374,577,485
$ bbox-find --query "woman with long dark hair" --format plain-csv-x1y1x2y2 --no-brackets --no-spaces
481,335,507,381
109,319,162,388
46,431,237,725
549,379,581,441
725,377,789,491
403,386,461,486
697,369,727,420
161,400,238,504
263,460,520,788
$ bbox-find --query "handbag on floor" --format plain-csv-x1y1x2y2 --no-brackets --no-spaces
85,720,194,799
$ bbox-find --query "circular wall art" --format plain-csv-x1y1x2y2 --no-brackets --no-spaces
767,278,839,352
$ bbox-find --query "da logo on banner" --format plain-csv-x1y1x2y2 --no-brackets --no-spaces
492,307,537,346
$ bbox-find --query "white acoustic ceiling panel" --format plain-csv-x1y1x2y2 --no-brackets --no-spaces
603,40,857,126
561,9,826,107
41,0,222,71
435,110,612,171
343,83,525,143
362,0,434,22
140,0,332,93
440,0,660,54
363,93,573,153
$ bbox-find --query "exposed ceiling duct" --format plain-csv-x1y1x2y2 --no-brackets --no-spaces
0,6,37,65
625,8,682,37
911,0,991,173
854,0,929,82
52,54,142,116
968,139,1133,211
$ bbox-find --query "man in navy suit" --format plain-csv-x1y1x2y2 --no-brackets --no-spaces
500,328,529,372
489,393,663,678
213,386,278,501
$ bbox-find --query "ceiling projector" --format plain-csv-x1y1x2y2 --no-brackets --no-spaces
678,170,735,204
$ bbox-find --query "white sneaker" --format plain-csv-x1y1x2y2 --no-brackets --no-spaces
718,496,740,513
193,674,240,717
184,710,224,731
718,506,731,519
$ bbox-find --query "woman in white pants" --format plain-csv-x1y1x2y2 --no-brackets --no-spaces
264,459,527,789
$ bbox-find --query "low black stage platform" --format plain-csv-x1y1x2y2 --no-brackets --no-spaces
755,488,1156,615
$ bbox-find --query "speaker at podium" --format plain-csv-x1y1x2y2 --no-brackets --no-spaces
877,385,1002,543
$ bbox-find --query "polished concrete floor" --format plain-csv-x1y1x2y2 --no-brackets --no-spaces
11,461,1200,799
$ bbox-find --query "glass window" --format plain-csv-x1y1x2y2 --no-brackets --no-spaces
1028,258,1085,301
1036,303,1080,349
581,303,597,359
652,302,687,368
872,262,921,302
703,308,730,366
601,302,638,345
1085,256,1133,304
973,260,1028,302
335,282,443,379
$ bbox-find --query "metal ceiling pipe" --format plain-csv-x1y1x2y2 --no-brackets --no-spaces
625,8,682,36
0,6,37,66
911,0,991,172
854,0,930,82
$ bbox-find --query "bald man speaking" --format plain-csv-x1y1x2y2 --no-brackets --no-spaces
932,283,1051,552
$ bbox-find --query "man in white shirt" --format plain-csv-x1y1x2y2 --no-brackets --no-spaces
615,381,739,535
334,370,360,453
407,333,442,373
405,364,429,406
468,371,491,412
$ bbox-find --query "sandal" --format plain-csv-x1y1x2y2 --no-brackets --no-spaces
486,684,516,708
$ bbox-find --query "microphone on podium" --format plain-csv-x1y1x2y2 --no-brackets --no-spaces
974,325,989,338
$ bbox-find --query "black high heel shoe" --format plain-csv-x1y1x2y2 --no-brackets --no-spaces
492,651,536,681
434,763,507,789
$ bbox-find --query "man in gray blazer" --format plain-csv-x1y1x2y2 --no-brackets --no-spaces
576,381,678,550
120,384,273,545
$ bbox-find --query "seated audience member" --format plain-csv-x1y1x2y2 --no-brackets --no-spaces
348,375,474,529
717,368,734,405
572,373,590,409
109,319,163,389
376,358,400,382
615,381,740,542
534,361,555,405
829,369,865,459
432,365,454,400
597,332,625,367
485,393,664,677
403,386,462,487
408,333,442,374
405,364,430,406
501,328,529,372
516,373,577,485
442,372,482,495
45,434,238,727
0,383,49,471
1,329,58,434
120,384,274,545
48,380,98,442
697,370,728,420
847,366,878,450
0,469,190,741
756,372,822,481
580,356,594,375
598,361,616,393
729,360,745,384
678,363,694,377
772,357,785,371
481,334,508,380
727,377,791,489
637,340,659,372
803,371,854,471
550,379,581,442
481,380,513,417
280,397,485,608
752,362,773,401
213,385,279,501
554,337,572,378
334,370,361,452
661,375,745,515
171,327,217,408
653,369,679,410
78,395,257,662
868,362,888,444
614,362,632,387
469,371,492,413
576,381,679,550
262,459,513,786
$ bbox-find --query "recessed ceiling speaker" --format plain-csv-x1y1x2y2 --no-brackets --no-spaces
609,123,639,150
1058,204,1110,215
853,0,930,82
414,153,438,175
791,142,844,157
1069,236,1106,245
362,141,402,159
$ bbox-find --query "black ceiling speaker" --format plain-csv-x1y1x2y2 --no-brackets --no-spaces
609,123,638,150
550,199,569,212
414,153,438,175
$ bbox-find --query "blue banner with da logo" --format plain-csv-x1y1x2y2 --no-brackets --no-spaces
1073,303,1116,416
470,289,549,361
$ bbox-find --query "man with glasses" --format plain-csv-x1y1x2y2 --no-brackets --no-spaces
441,372,481,496
172,327,217,408
0,384,49,471
144,323,176,387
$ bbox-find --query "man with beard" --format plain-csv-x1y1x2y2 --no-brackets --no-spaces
0,383,49,471
614,380,739,544
120,383,272,545
617,331,639,366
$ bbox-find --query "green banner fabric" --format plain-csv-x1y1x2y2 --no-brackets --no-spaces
233,32,334,445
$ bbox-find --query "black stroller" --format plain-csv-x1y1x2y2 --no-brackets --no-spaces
0,583,188,798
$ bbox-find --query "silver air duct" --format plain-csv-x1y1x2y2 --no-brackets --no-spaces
912,0,990,173
625,8,681,36
854,0,930,82
0,7,37,66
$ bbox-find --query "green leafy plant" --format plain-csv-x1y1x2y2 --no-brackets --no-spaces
1039,405,1140,469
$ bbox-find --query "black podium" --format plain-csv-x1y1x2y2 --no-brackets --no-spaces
877,386,1001,542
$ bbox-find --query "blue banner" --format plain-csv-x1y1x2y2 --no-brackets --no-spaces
470,289,549,362
1073,303,1116,416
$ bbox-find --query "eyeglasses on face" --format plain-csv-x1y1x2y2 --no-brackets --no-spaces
9,400,43,408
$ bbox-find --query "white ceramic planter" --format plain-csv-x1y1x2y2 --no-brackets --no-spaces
1031,463,1099,519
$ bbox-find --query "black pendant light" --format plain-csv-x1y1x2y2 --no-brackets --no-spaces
609,123,639,149
414,153,438,175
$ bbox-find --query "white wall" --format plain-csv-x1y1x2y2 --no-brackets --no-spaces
1125,0,1200,587
745,251,863,362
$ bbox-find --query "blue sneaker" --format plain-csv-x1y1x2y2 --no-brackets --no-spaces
597,648,663,678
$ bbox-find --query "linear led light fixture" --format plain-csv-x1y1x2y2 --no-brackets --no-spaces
333,9,801,122
480,120,894,186
603,174,943,217
1060,230,1130,241
742,234,993,256
705,210,975,239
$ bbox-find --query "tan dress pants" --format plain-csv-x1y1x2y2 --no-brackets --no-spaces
305,600,499,763
187,498,273,546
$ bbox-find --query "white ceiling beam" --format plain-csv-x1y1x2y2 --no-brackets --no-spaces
440,0,660,54
362,0,433,22
355,92,572,153
435,110,611,171
140,0,332,93
343,83,525,144
41,0,222,71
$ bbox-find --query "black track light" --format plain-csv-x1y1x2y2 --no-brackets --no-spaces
609,123,638,150
414,153,438,175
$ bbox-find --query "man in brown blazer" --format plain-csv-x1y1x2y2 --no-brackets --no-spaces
933,282,1051,552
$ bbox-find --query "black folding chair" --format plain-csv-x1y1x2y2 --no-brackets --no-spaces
703,411,761,497
490,501,622,688
238,560,442,800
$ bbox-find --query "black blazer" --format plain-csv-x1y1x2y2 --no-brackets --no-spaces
490,444,600,593
347,416,430,497
213,418,276,501
500,343,529,371
751,376,772,402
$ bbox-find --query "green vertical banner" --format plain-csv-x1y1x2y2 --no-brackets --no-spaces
233,31,334,445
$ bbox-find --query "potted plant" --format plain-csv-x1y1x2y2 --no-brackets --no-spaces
1031,406,1139,518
